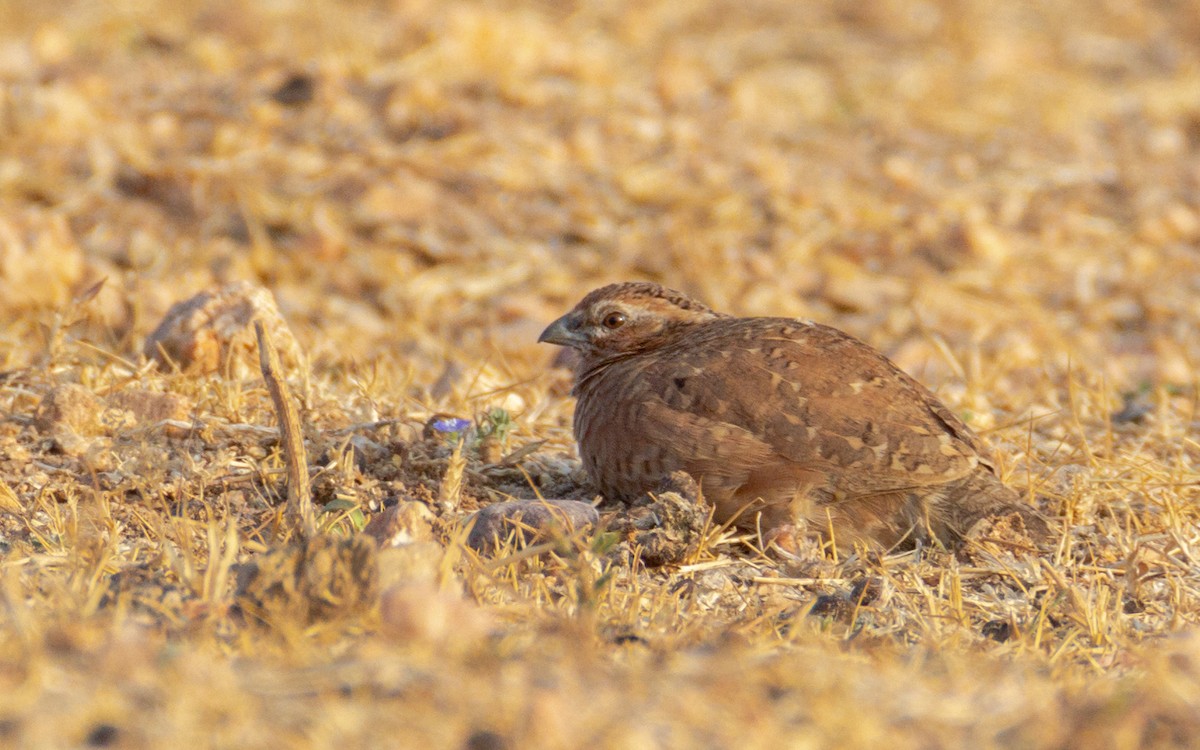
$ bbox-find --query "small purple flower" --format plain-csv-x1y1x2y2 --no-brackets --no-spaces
431,417,472,434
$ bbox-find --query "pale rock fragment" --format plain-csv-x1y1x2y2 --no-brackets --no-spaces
143,280,301,375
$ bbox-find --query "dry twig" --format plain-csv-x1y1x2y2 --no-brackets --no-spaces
255,320,315,539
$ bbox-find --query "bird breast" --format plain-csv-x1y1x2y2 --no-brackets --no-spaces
572,358,676,502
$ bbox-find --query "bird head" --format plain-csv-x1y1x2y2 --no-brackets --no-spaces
538,282,721,361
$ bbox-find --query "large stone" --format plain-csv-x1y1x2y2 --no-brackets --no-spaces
466,499,599,552
143,280,301,375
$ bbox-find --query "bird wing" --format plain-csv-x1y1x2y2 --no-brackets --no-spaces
645,318,985,497
635,400,786,499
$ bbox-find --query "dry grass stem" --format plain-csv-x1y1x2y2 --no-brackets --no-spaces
255,320,314,539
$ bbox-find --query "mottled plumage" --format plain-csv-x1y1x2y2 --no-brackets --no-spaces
539,281,1046,550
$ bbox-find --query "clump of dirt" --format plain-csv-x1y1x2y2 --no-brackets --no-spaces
234,534,380,624
961,510,1043,566
605,472,713,567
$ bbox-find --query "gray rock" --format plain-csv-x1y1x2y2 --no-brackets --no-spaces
466,499,599,552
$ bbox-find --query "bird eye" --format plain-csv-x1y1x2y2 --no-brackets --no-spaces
602,311,626,329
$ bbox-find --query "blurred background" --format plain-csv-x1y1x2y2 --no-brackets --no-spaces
1,0,1198,397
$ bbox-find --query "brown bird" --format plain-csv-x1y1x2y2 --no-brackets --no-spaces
539,281,1047,551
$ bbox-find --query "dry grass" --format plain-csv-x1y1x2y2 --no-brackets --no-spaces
2,0,1200,747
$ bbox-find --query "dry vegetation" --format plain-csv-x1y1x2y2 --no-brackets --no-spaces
2,0,1200,747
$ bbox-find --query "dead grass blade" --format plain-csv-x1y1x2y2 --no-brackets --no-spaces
255,320,314,540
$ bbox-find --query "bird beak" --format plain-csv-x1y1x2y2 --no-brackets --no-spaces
538,313,586,347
